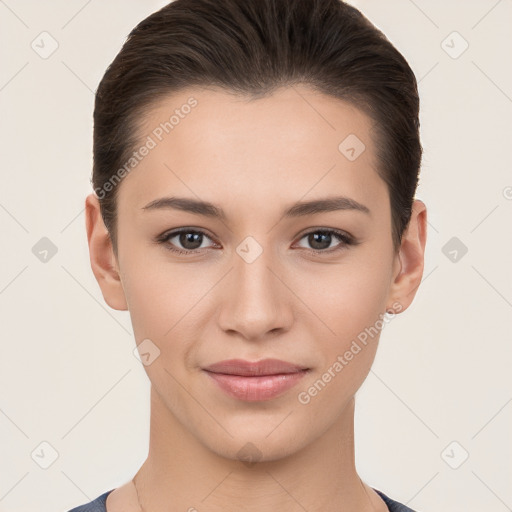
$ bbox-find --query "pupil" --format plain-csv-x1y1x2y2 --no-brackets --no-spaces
310,232,330,250
181,232,202,249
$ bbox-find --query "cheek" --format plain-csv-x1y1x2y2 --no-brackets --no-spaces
121,251,207,342
299,257,392,346
293,257,391,403
295,287,386,426
121,258,203,396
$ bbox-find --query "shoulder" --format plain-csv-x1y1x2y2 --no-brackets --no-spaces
66,489,114,512
373,488,419,512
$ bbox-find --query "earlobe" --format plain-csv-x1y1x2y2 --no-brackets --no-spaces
388,199,428,314
85,193,128,311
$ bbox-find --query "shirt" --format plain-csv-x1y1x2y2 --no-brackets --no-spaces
66,487,418,511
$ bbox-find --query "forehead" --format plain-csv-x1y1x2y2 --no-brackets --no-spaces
117,84,387,218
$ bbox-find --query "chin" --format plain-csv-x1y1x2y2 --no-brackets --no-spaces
200,422,312,465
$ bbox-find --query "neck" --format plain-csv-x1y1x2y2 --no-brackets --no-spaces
133,386,378,512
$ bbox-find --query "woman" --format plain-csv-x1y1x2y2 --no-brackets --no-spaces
70,0,427,510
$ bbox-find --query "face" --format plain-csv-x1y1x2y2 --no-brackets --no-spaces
94,85,415,462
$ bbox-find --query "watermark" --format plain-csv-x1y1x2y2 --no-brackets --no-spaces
31,31,59,59
133,338,161,366
237,441,263,467
503,186,512,200
338,133,366,161
440,440,469,469
297,301,403,405
94,96,198,200
440,31,469,60
442,236,468,263
31,441,59,469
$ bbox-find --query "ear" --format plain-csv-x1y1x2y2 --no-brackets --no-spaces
387,199,428,314
85,193,128,311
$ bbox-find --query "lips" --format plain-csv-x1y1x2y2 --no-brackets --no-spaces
203,358,308,376
202,358,310,401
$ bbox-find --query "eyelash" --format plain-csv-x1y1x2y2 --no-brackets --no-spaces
155,227,358,256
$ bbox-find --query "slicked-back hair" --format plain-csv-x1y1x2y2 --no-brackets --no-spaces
92,0,422,254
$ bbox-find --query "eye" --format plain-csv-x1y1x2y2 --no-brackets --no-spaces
156,228,217,255
295,228,356,254
156,227,357,256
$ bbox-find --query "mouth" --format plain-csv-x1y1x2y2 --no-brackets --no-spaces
202,358,310,401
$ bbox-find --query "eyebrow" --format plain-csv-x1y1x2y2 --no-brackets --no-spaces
141,195,371,219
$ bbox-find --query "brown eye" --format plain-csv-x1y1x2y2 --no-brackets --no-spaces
175,232,204,250
296,229,355,253
157,229,216,254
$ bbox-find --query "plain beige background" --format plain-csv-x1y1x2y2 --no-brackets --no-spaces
0,1,511,511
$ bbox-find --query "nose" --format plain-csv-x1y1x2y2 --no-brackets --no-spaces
217,242,294,342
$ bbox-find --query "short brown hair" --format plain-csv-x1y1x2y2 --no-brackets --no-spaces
92,0,422,254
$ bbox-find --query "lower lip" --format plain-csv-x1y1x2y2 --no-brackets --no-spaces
203,370,309,401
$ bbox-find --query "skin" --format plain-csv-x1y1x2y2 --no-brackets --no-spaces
85,84,427,512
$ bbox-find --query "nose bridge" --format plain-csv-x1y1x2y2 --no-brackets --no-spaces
218,236,291,338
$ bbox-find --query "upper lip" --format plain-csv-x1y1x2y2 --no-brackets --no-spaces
203,358,309,376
